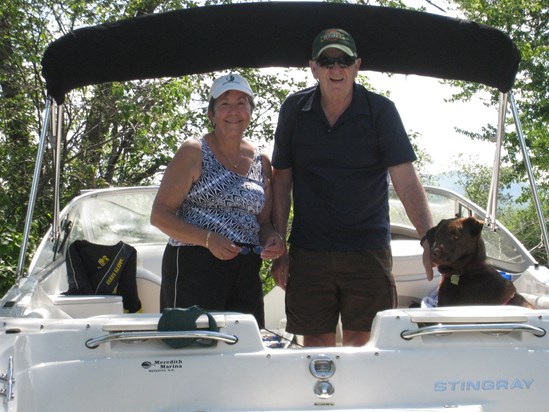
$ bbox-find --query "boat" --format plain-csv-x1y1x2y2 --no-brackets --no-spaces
2,2,549,411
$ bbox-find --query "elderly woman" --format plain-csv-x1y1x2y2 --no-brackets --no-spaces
151,73,285,328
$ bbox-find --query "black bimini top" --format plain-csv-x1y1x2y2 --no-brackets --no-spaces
42,2,520,104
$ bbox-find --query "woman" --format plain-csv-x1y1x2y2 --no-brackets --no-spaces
151,73,285,328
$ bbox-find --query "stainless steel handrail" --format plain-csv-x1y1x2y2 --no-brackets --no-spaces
86,330,238,349
509,91,549,266
16,98,52,279
401,322,546,340
485,92,507,231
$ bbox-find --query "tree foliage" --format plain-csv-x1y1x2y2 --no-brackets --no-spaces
1,0,548,294
450,0,549,179
446,0,549,263
0,0,307,290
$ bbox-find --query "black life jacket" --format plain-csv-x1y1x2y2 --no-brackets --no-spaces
64,240,142,313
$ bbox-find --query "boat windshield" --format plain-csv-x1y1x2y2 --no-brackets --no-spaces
29,188,167,276
72,190,167,245
30,185,533,277
390,186,533,273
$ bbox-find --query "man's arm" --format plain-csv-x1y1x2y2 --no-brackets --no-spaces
389,162,435,280
271,167,293,289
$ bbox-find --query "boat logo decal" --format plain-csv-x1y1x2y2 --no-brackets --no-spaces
434,378,534,392
141,359,183,373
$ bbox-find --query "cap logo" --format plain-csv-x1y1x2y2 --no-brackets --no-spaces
222,74,240,86
320,30,348,44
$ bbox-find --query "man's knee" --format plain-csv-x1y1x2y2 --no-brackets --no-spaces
342,330,370,347
303,332,336,347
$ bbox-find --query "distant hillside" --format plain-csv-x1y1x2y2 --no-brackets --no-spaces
424,172,527,205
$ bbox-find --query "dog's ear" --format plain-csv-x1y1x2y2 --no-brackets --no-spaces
463,217,484,238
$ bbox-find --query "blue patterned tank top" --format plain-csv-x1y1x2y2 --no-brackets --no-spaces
169,138,265,247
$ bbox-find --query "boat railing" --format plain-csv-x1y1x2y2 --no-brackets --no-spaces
401,322,546,340
85,329,238,349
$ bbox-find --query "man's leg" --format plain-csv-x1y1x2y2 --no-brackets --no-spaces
339,248,395,347
342,330,370,347
285,248,339,346
303,332,336,347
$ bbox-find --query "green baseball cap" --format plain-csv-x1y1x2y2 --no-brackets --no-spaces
312,28,357,59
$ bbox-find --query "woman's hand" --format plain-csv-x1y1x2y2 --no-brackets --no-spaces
205,231,240,260
260,232,286,261
261,232,289,290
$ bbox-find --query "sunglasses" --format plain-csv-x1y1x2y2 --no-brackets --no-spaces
315,55,356,69
239,245,263,255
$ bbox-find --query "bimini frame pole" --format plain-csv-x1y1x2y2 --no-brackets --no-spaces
51,103,63,249
15,97,54,279
485,92,507,231
509,91,549,264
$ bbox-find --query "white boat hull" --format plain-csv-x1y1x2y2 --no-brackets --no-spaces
1,306,547,411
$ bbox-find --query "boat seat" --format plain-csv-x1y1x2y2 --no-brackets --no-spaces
46,265,160,318
391,239,440,307
134,243,165,279
50,294,124,318
136,267,161,313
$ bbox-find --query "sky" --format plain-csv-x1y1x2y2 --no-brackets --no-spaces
368,72,498,174
375,0,501,174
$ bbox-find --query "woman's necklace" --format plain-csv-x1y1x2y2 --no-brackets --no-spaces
223,154,239,169
213,133,240,169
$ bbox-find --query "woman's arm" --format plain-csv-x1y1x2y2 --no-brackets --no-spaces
257,154,286,260
150,139,239,260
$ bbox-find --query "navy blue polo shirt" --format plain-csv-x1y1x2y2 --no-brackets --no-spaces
272,83,416,251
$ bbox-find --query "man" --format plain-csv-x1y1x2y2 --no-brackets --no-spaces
271,28,433,347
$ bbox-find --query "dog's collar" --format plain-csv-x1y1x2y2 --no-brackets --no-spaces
441,261,487,286
440,261,485,276
442,273,461,285
466,260,486,269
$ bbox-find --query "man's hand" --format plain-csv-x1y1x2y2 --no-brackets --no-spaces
271,253,290,290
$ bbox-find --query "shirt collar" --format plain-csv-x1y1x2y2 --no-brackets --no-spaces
301,83,371,117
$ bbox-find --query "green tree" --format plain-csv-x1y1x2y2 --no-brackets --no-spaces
449,155,548,265
0,0,53,289
4,0,547,294
501,194,549,265
0,0,308,291
446,0,549,263
450,155,515,208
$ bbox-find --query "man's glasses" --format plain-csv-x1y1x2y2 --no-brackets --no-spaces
239,245,263,255
315,55,356,69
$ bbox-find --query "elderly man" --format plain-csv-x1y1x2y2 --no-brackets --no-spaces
271,28,433,347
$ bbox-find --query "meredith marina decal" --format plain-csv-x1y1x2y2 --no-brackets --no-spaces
141,359,183,373
434,378,534,392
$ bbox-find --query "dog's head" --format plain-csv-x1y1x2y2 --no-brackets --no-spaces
425,217,486,268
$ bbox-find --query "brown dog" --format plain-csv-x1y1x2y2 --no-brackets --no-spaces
424,217,534,308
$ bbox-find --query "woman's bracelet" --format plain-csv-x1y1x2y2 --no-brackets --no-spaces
205,231,212,248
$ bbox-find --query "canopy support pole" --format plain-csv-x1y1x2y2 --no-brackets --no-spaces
485,92,507,231
16,98,53,279
51,103,64,255
509,91,549,265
